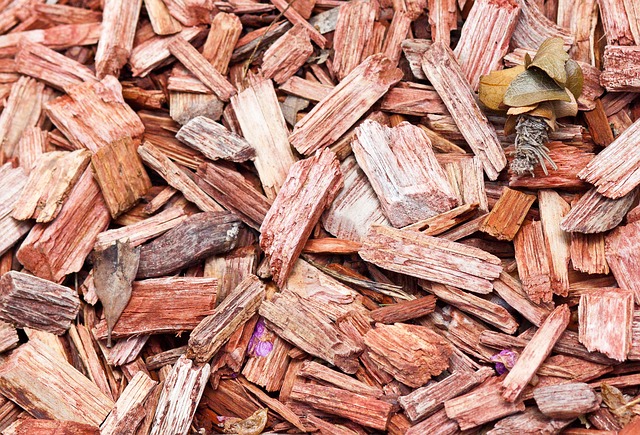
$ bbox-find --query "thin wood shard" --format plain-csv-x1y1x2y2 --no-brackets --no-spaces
144,0,182,35
149,356,210,435
511,0,574,50
369,295,436,324
290,54,403,156
176,116,254,162
95,0,142,78
260,148,343,287
129,26,202,77
539,190,571,297
453,0,520,90
486,408,574,434
100,371,158,435
91,137,152,218
0,341,114,426
12,149,90,223
0,76,44,159
533,382,601,419
561,187,636,233
427,0,457,46
514,220,553,304
351,120,458,227
360,225,502,293
502,304,571,402
321,156,390,242
45,75,145,153
261,24,313,84
332,0,378,80
597,0,636,45
136,211,242,278
0,164,30,257
201,12,242,75
231,76,297,200
0,271,80,335
421,42,507,180
571,232,610,275
187,274,265,363
439,154,489,212
601,45,640,91
606,221,640,303
578,118,640,199
480,187,537,241
17,168,110,282
579,288,634,361
364,323,453,388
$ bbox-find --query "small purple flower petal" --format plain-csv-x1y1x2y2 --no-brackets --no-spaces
491,349,518,374
254,340,273,357
254,318,266,336
494,362,507,375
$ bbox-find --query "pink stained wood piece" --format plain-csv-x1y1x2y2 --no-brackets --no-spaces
95,0,143,78
510,0,574,50
359,224,502,293
45,76,145,153
421,42,507,180
561,187,636,233
260,148,343,288
351,120,458,227
514,220,553,304
427,0,457,45
290,54,403,156
601,45,640,92
16,168,110,283
579,288,634,361
0,76,45,159
0,164,30,257
571,232,610,275
379,83,448,116
269,0,327,47
453,0,520,90
578,118,640,199
538,190,571,297
331,0,378,80
128,26,202,77
0,22,102,57
261,24,313,84
480,187,537,241
597,0,637,45
533,382,601,419
606,221,640,303
501,304,571,402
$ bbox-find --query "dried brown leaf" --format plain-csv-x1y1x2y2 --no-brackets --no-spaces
528,37,570,86
564,59,583,99
503,68,570,107
221,408,268,434
478,65,526,111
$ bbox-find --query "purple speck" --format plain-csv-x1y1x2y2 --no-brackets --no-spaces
247,317,273,357
491,349,518,375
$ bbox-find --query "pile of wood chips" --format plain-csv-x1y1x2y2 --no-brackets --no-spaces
1,0,640,433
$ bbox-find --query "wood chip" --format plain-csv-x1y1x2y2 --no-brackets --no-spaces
480,187,537,241
533,382,601,419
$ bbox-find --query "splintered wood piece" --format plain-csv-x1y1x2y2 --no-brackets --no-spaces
100,371,157,435
360,225,502,293
0,321,18,354
321,156,390,242
16,41,97,91
601,46,640,91
561,188,636,233
453,0,520,90
290,54,403,156
290,382,392,430
94,277,217,339
427,283,519,334
17,127,47,175
533,382,601,419
399,367,494,422
578,119,640,198
364,323,453,388
379,83,447,116
269,0,327,47
597,0,636,45
259,291,362,373
0,22,102,57
260,148,343,287
95,0,142,78
0,164,30,257
0,271,80,335
445,377,525,430
487,408,574,435
298,360,383,397
168,36,236,101
280,76,333,101
401,39,431,80
45,76,145,153
511,0,574,50
480,187,536,241
187,275,265,363
242,329,291,391
196,162,271,231
539,190,571,297
0,76,44,159
0,341,114,425
230,76,297,200
493,272,553,327
204,246,258,305
95,205,188,251
380,10,411,66
369,295,436,324
421,42,507,180
3,419,99,434
403,203,479,236
351,120,458,227
332,0,378,80
12,149,90,223
176,116,254,162
149,356,210,435
509,141,594,189
571,233,610,275
144,0,182,35
502,304,571,402
427,0,456,45
262,24,313,84
137,142,223,212
439,154,489,212
17,168,110,282
606,221,640,302
136,211,241,278
91,137,151,218
579,288,634,361
129,26,202,77
406,408,458,435
201,12,242,75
